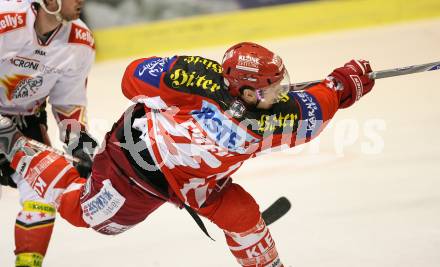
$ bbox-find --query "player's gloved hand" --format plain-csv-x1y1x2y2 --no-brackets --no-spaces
0,154,17,188
328,59,375,109
66,131,98,178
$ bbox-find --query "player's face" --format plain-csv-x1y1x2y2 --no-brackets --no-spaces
255,70,291,109
60,0,85,21
239,69,291,109
254,82,283,109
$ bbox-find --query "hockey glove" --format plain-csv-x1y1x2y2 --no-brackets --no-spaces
328,59,375,109
66,131,98,178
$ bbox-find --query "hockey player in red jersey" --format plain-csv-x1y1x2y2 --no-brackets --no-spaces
0,0,97,266
0,42,374,266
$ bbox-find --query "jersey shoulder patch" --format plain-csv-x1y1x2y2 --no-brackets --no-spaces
134,56,177,88
68,22,95,49
0,11,26,34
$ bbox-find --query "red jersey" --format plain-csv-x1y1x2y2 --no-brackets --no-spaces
121,56,340,208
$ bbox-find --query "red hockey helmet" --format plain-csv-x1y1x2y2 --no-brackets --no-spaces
222,42,289,97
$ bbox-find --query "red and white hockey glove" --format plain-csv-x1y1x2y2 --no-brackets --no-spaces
328,59,375,109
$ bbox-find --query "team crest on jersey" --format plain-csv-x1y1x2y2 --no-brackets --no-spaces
134,56,176,88
68,23,95,49
0,74,43,100
0,12,26,34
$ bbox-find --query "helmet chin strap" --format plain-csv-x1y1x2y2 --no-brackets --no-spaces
37,0,64,23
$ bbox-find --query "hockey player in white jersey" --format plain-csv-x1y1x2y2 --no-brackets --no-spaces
0,0,97,266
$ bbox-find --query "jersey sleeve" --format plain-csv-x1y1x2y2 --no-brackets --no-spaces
258,82,340,152
52,105,88,143
48,48,94,107
0,28,4,55
121,56,177,102
49,47,94,142
0,1,28,55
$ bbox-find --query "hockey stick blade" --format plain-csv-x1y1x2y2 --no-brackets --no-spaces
290,60,440,91
262,197,292,226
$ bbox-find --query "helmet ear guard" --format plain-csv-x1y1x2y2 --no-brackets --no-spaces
31,0,63,22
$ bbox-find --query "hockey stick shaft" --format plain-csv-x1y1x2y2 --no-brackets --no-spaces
25,138,80,164
290,61,440,91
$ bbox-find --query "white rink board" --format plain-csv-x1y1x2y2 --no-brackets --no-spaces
1,19,440,267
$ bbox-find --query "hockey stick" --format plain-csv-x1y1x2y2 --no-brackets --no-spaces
262,196,292,226
25,138,80,164
290,61,440,91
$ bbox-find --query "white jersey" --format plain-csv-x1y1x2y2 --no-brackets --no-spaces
0,0,95,116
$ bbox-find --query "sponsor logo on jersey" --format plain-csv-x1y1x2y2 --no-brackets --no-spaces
39,64,63,75
7,55,62,75
81,180,125,227
258,113,298,133
191,100,260,153
68,23,95,49
0,12,26,34
10,57,40,70
183,56,222,73
169,68,222,92
291,91,323,139
164,56,224,94
34,49,46,56
135,56,175,88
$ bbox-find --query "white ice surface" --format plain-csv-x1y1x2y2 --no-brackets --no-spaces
1,18,440,267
